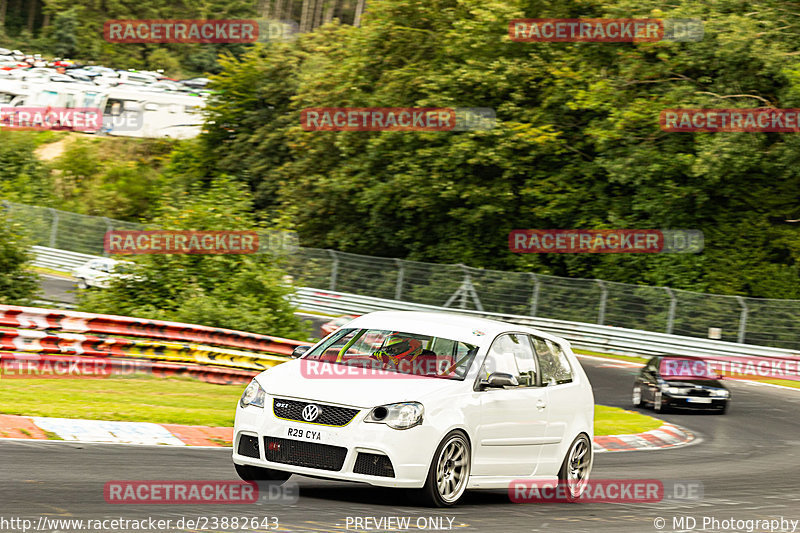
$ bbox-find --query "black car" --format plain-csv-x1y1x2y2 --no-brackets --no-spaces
633,355,730,414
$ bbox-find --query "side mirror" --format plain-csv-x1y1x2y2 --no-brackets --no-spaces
483,372,519,388
292,345,312,358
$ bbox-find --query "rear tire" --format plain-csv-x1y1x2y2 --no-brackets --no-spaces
558,433,592,502
411,430,471,507
77,278,88,290
234,463,291,484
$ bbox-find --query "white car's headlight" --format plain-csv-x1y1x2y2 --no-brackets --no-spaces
365,402,424,430
240,379,266,408
711,389,730,397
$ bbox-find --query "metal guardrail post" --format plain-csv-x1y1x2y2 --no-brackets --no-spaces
328,249,339,291
665,287,676,335
394,259,404,301
530,273,540,317
48,208,58,248
736,296,748,344
596,280,607,325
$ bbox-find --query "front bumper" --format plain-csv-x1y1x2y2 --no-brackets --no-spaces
663,395,728,410
232,396,440,488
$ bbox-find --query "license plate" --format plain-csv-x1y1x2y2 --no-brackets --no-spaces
287,426,326,442
687,398,712,404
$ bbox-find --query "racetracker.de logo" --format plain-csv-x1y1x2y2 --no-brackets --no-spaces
104,481,257,504
0,107,102,132
104,231,259,255
509,18,703,42
103,20,258,43
300,107,495,132
509,479,703,503
299,357,457,380
661,108,800,132
509,229,704,253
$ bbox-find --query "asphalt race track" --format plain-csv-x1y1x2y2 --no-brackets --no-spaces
1,358,799,533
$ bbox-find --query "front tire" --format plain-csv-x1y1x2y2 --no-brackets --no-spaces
632,385,642,407
413,431,471,507
234,463,291,484
558,433,592,502
653,390,667,413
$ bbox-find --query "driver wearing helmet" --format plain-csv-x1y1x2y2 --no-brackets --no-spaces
373,334,424,368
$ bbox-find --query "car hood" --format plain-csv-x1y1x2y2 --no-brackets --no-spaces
255,359,465,408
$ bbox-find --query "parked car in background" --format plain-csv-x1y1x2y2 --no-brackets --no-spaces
72,258,125,289
632,355,730,414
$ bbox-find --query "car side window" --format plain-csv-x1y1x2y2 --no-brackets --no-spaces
481,334,537,387
532,336,573,386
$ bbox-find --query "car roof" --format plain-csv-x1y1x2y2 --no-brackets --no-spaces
344,311,563,347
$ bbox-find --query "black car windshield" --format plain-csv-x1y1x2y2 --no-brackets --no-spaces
302,328,479,380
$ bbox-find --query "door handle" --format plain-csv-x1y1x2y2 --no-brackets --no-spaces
536,399,546,410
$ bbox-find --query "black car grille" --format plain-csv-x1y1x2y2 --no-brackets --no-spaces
353,452,395,478
688,389,711,397
273,398,359,427
263,437,348,471
237,434,260,459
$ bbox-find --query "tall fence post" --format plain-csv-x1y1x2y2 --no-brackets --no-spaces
665,287,676,335
327,249,339,292
529,273,540,316
394,259,404,301
596,280,607,325
736,296,748,344
102,217,113,257
48,208,58,248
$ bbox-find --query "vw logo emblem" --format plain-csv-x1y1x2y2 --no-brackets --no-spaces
302,404,321,422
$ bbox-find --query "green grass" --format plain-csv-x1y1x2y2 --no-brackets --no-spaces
594,405,662,436
0,375,661,437
574,348,648,364
0,375,242,427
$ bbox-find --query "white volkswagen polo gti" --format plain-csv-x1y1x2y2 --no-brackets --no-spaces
232,311,594,506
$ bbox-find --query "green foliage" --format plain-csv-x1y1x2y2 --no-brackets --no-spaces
189,0,799,299
76,178,307,339
0,214,39,304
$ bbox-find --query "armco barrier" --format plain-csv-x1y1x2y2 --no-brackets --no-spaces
293,287,800,363
31,245,100,273
0,304,305,381
0,304,304,355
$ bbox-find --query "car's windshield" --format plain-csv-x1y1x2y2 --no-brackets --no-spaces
303,328,480,380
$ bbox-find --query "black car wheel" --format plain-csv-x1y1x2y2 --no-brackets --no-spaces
632,384,642,407
653,390,667,413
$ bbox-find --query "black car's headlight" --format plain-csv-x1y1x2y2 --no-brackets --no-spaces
711,389,730,398
240,379,266,408
365,402,424,430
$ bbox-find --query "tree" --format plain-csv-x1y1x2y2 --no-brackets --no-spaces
0,212,39,305
76,177,307,339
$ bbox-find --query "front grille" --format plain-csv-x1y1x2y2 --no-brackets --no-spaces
263,437,347,471
237,434,260,459
353,452,395,478
273,398,359,427
688,389,711,397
